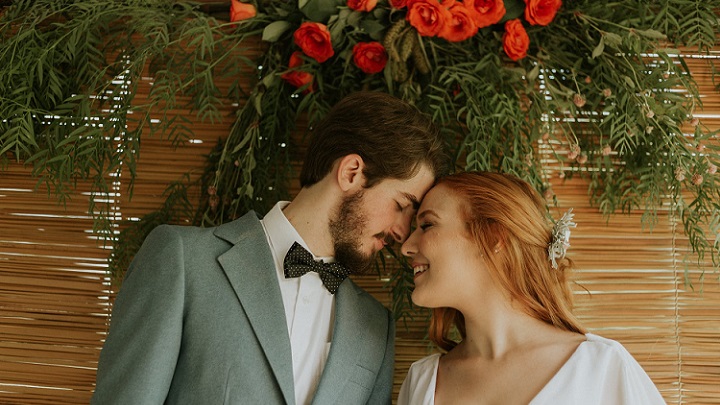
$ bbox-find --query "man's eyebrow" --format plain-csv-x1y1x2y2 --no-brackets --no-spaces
402,192,421,209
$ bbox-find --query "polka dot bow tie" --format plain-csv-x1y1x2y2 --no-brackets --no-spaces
283,242,351,294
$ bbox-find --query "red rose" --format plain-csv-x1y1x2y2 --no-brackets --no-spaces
524,0,561,26
229,0,256,22
348,0,378,12
466,0,505,28
502,19,529,61
406,0,452,37
439,2,478,42
353,42,388,74
293,22,334,63
390,0,407,8
281,51,314,92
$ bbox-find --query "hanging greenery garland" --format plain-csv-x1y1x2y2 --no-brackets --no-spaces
1,1,718,316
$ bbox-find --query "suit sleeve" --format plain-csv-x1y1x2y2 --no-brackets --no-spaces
92,225,186,404
366,308,395,405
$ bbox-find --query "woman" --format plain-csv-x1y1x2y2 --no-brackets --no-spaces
398,172,665,404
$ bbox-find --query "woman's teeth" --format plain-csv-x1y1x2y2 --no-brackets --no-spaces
413,265,428,275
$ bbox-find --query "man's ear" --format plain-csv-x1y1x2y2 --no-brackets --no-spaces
336,154,366,192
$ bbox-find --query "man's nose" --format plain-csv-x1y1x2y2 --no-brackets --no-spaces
401,228,418,257
391,214,412,244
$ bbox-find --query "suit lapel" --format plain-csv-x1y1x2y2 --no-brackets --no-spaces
311,280,368,404
215,212,295,405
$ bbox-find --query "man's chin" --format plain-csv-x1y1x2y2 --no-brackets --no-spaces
334,240,382,275
341,252,375,275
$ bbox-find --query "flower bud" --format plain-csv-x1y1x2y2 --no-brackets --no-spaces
207,186,217,196
602,145,612,156
675,168,686,182
573,93,586,108
209,195,220,210
602,88,612,98
692,173,703,185
576,154,588,164
690,117,700,127
708,163,717,175
646,110,655,119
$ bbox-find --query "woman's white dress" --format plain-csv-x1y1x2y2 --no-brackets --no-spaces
397,333,666,404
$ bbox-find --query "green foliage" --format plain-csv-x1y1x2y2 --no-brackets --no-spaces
0,0,266,235
1,0,719,319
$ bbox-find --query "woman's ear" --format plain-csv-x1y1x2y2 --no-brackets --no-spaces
336,154,366,192
487,223,505,253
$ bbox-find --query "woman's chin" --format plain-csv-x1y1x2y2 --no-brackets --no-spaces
410,290,428,308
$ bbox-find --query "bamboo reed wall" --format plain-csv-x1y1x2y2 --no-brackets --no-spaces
1,49,719,405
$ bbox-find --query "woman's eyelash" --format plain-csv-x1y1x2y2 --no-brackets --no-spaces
419,222,432,230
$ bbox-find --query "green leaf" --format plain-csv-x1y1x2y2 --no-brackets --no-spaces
634,28,667,40
527,63,540,83
360,19,385,40
45,154,70,164
347,10,362,27
603,32,622,47
262,21,292,43
300,0,342,22
501,0,525,22
622,75,635,88
657,48,681,56
592,36,605,59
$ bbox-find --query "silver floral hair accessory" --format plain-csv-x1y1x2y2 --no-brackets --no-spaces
548,208,576,269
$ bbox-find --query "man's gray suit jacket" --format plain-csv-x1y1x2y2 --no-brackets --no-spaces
92,211,395,404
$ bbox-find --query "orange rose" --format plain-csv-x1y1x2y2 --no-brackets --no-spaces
229,0,256,22
439,2,478,42
348,0,378,12
353,42,388,74
281,52,314,93
406,0,452,37
524,0,561,26
466,0,505,28
390,0,407,8
502,19,529,61
293,22,334,63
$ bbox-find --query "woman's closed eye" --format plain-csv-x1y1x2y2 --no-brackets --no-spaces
419,222,433,231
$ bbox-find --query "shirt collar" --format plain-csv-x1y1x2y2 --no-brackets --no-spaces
262,201,333,264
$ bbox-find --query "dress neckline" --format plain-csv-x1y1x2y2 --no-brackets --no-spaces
428,333,593,405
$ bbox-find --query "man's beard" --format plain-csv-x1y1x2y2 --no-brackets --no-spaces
328,190,382,275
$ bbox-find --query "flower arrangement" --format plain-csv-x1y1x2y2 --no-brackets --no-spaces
230,0,562,92
0,0,718,303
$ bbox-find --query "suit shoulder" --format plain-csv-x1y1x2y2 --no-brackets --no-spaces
344,278,391,315
146,211,262,244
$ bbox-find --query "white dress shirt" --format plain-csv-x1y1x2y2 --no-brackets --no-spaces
260,202,336,405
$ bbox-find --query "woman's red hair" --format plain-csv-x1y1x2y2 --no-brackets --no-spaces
427,172,585,351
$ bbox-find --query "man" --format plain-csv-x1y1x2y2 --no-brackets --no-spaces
92,91,448,404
